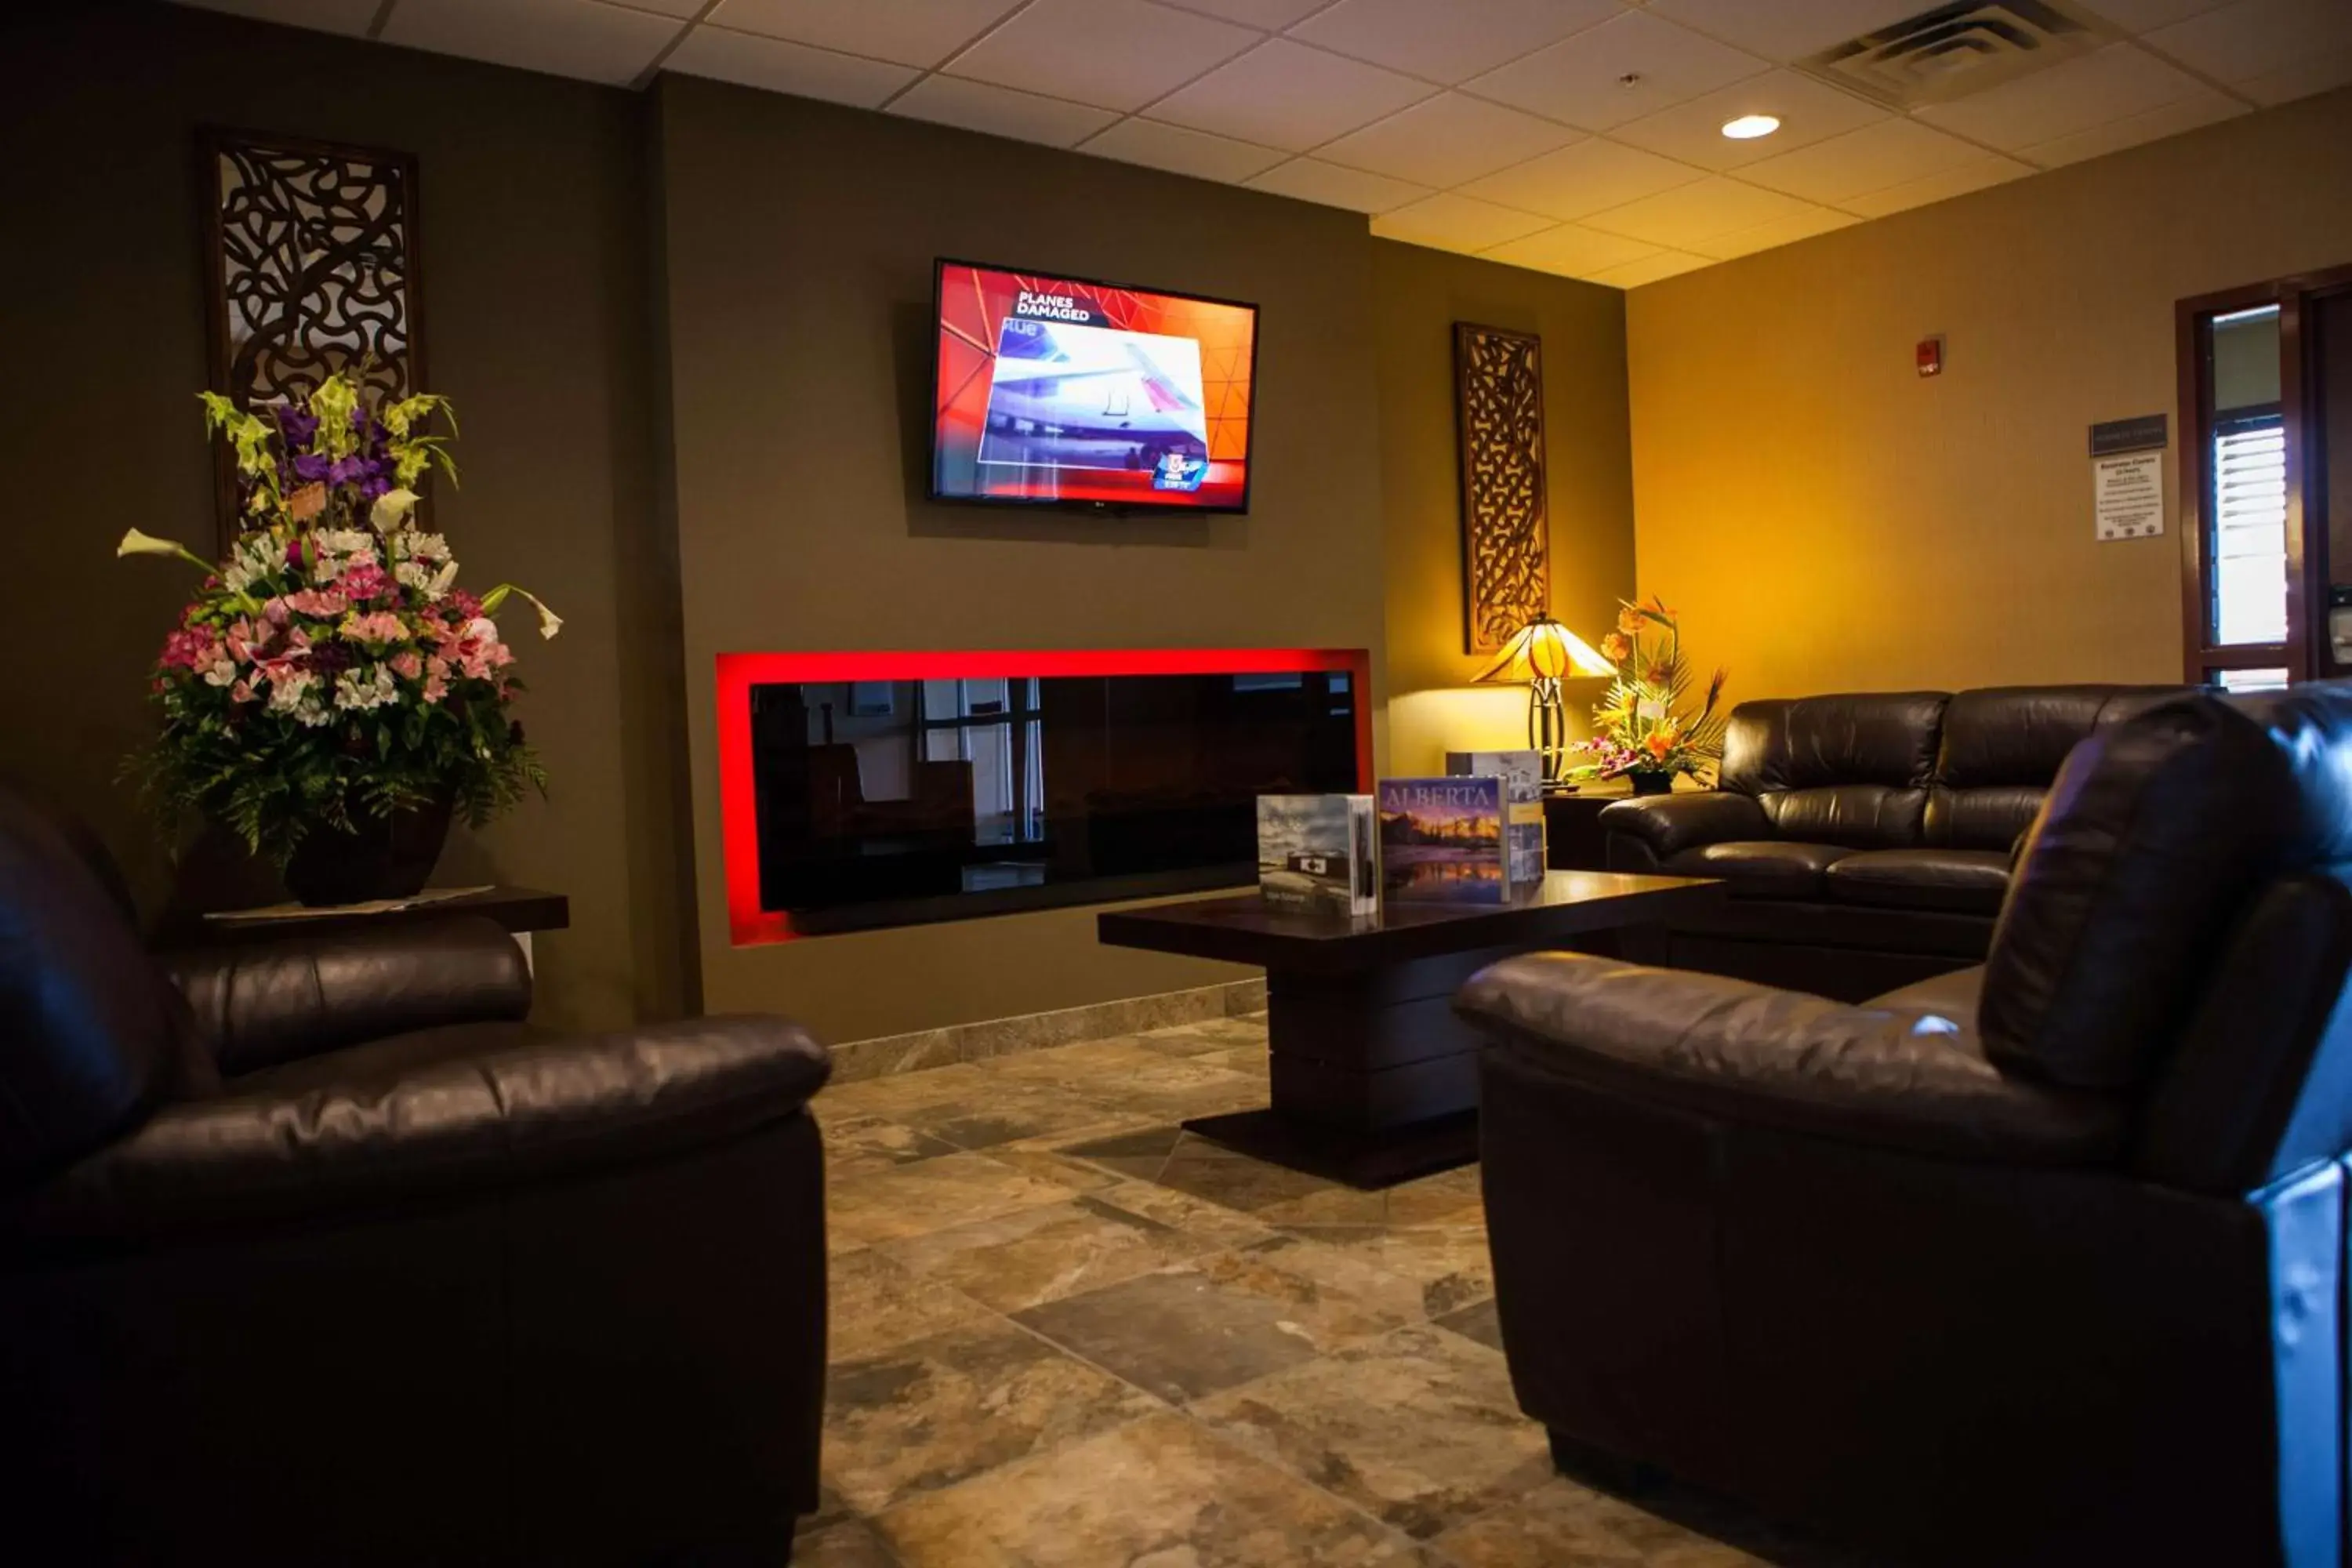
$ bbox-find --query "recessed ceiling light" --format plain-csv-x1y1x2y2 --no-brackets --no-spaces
1721,114,1780,140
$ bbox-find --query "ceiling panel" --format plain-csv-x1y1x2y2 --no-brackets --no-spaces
1369,192,1555,253
666,26,920,107
1458,136,1704,220
1463,9,1769,132
2078,0,2233,26
1736,118,1988,205
1690,203,1857,260
705,0,1023,69
1287,0,1624,86
1912,43,2213,152
2143,0,2352,92
1156,0,1328,26
1587,249,1711,288
2235,46,2352,107
1078,118,1290,182
1146,38,1435,151
172,0,380,36
942,0,1258,114
1480,222,1661,278
886,74,1120,147
1644,0,1938,64
1317,92,1581,188
380,0,681,85
1837,154,2033,217
1610,68,1889,170
2017,83,2245,165
1581,174,1817,248
1243,156,1432,212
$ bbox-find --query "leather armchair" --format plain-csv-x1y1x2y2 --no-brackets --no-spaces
0,787,833,1566
1457,685,2352,1568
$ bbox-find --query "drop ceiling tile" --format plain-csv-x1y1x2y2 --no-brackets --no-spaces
705,0,1022,68
2017,83,2245,165
1586,249,1711,288
1459,136,1705,220
887,74,1120,147
1610,68,1889,170
1911,42,2212,151
1838,154,2034,217
1690,203,1858,260
1156,0,1328,26
1737,118,1987,205
171,0,379,36
1581,174,1814,247
608,0,706,16
381,0,683,84
1147,39,1435,151
2238,45,2352,107
1079,118,1289,181
1317,93,1581,187
1483,223,1661,278
666,26,919,105
1370,193,1555,253
1645,0,1930,64
1465,9,1769,130
2142,0,2352,89
2074,0,2232,28
1244,156,1432,212
1287,0,1623,86
943,0,1258,113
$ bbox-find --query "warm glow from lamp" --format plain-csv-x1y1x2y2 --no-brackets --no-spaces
1471,617,1615,685
1721,114,1780,140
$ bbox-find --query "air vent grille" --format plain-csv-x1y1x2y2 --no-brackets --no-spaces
1797,0,2116,110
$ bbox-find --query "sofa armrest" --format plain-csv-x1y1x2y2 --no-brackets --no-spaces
1456,952,2123,1166
1597,791,1770,862
162,914,531,1078
2,1014,831,1247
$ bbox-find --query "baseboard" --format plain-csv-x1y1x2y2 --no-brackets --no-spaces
828,977,1268,1083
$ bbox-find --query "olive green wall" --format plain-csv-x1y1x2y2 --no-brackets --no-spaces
0,0,678,1031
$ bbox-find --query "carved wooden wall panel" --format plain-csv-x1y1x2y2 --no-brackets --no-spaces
1454,322,1550,656
199,128,423,543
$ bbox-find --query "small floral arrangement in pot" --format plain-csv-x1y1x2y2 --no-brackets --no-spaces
120,371,559,905
1570,595,1728,796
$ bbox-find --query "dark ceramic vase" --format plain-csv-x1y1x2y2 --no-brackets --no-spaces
1627,769,1675,797
282,798,453,907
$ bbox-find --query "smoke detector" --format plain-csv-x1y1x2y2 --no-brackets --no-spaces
1797,0,2117,110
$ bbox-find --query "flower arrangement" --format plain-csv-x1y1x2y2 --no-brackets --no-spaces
118,372,558,869
1569,595,1728,788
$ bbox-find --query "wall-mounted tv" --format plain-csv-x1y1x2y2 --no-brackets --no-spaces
929,260,1258,514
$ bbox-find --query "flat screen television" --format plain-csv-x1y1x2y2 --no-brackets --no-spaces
929,259,1258,514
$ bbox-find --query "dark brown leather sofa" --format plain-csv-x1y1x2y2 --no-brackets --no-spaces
1599,684,2187,998
0,788,832,1566
1457,685,2352,1567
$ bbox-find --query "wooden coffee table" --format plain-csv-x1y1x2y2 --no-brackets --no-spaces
1098,870,1724,1188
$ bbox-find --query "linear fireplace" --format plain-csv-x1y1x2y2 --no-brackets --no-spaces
717,649,1372,944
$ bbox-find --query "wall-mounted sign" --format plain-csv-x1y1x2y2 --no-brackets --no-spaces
2094,450,2165,541
2089,413,2167,456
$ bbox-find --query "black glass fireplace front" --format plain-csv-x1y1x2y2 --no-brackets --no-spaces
748,668,1362,934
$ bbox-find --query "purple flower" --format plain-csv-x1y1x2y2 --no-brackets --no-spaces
292,452,331,483
274,405,320,447
328,455,366,487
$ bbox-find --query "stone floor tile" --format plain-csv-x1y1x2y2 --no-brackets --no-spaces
829,1152,1095,1249
1256,1167,1483,1229
821,1319,1161,1515
822,1114,963,1179
818,1064,1003,1122
1055,1123,1188,1181
1089,1178,1283,1250
1012,1261,1331,1403
1283,1223,1495,1317
875,1412,1430,1568
880,1195,1218,1314
1153,1134,1343,1214
891,1078,1134,1151
828,1249,991,1364
793,1516,906,1566
1433,1297,1504,1354
1193,1323,1552,1539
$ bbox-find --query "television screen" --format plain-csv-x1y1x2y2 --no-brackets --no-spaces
930,260,1257,513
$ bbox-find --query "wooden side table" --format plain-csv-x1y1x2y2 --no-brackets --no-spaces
188,886,570,971
1544,780,1713,871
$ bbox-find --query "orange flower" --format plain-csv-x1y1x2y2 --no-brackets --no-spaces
1600,632,1630,663
1643,728,1677,760
1616,604,1646,637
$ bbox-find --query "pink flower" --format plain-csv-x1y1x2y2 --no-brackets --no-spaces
284,587,348,619
262,597,291,627
230,678,258,704
253,627,313,688
339,560,391,602
224,618,266,664
158,625,217,673
390,649,423,681
443,589,483,623
340,610,409,648
422,655,450,705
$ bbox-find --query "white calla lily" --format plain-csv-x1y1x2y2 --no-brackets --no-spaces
116,529,216,572
370,488,420,532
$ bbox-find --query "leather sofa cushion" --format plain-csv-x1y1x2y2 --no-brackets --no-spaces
1456,953,2125,1166
1663,840,1850,898
1597,791,1771,862
1824,848,2012,915
1720,692,1948,796
1926,685,2190,851
1757,784,1928,850
1984,688,2352,1089
1,1014,833,1245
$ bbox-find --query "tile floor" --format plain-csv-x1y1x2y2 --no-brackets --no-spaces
800,1013,1871,1567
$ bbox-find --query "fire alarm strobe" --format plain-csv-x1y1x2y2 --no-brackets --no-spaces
1917,336,1944,377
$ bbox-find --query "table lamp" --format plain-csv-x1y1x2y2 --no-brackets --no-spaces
1471,615,1615,790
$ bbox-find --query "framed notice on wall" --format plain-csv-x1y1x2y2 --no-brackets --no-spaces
2089,414,2167,542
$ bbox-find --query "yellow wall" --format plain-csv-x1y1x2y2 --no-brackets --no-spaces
1375,241,1635,775
1626,85,2352,702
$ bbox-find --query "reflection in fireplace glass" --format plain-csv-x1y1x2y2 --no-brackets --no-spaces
749,670,1359,933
